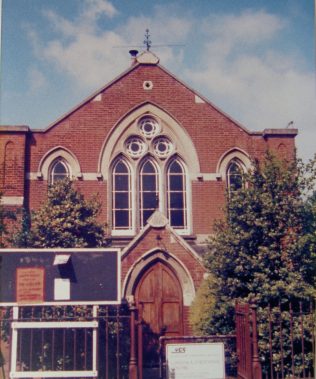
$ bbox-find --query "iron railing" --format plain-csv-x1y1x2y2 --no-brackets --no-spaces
257,301,315,379
0,305,132,379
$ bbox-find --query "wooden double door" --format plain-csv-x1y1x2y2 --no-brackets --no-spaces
135,261,183,373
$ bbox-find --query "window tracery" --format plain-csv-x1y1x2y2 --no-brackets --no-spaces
110,115,190,234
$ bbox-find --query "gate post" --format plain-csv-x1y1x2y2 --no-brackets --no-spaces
236,302,252,379
129,302,138,379
250,304,262,379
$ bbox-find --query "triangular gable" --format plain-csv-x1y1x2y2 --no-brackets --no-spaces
33,51,254,135
121,211,203,266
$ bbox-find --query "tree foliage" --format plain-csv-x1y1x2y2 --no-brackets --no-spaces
28,179,107,248
191,152,316,374
191,152,315,322
302,191,316,285
189,274,217,335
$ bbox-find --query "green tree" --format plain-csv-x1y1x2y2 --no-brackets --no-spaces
302,191,316,285
191,153,315,374
10,207,32,247
189,274,217,335
29,179,107,248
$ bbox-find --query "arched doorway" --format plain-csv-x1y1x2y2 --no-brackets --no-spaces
135,261,183,377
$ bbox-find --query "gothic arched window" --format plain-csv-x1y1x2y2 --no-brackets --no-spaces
49,159,70,184
167,159,187,229
226,160,244,191
112,159,132,230
139,160,159,228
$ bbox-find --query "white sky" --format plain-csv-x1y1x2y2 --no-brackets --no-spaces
1,0,315,161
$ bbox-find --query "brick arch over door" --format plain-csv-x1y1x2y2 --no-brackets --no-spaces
123,249,196,306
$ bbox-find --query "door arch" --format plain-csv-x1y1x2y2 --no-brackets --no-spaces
135,260,183,336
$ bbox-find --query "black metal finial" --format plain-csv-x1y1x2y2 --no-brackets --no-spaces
143,29,152,51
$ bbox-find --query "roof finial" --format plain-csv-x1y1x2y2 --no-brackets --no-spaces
144,29,152,51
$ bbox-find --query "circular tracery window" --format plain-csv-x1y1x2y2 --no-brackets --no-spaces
138,116,160,138
153,137,173,158
125,137,147,158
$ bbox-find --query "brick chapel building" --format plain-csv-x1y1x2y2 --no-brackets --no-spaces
0,50,297,337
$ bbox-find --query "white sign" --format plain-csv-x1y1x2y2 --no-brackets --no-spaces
54,278,70,300
166,342,225,379
53,254,71,265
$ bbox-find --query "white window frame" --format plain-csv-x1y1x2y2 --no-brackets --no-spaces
139,158,161,229
49,158,71,185
166,158,190,235
111,158,135,236
226,159,245,192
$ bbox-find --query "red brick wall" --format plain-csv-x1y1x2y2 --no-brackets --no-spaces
15,63,295,236
0,132,27,197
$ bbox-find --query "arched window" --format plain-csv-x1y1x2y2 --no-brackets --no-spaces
112,159,132,230
167,160,187,229
49,159,70,184
226,160,244,191
139,160,159,228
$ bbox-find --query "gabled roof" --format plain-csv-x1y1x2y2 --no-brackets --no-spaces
121,210,203,266
31,50,297,138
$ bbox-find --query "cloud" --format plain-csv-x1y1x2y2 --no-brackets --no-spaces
184,10,315,160
28,67,47,92
28,2,191,90
26,4,315,160
202,10,285,46
81,0,118,20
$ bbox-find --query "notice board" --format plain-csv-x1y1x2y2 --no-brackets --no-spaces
166,342,225,379
0,248,121,306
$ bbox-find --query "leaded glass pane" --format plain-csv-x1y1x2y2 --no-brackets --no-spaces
143,192,157,208
115,210,129,227
115,175,128,190
115,193,129,209
169,175,183,190
142,175,156,190
227,161,243,191
50,160,69,184
167,159,187,229
170,193,184,208
170,210,184,228
140,160,159,228
112,159,131,230
169,161,182,173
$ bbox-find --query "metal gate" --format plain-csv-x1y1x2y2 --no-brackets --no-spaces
0,305,136,379
235,303,262,379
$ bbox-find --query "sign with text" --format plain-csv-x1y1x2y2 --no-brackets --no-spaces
16,267,45,304
0,248,121,306
166,342,225,379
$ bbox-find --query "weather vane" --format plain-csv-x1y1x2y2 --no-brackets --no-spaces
113,28,184,52
143,29,152,51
